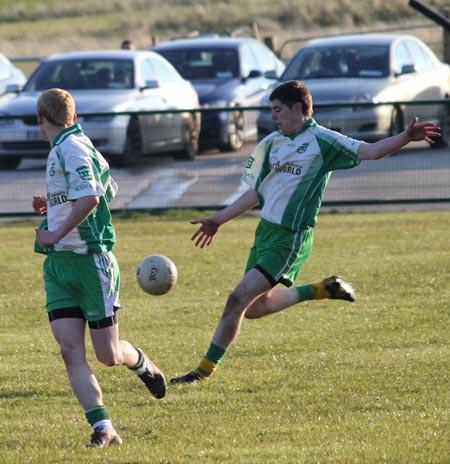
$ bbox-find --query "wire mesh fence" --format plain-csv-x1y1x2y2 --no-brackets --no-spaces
1,101,449,217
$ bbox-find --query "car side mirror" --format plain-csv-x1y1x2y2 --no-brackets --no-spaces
400,64,416,75
263,70,278,79
5,83,22,93
247,70,263,79
141,79,160,90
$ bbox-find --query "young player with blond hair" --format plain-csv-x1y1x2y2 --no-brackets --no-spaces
33,88,166,448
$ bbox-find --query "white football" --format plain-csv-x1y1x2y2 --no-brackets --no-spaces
136,254,178,296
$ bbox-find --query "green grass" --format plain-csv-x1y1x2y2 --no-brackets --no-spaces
1,210,450,463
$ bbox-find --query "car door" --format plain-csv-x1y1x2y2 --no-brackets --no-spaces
149,55,190,150
135,57,173,152
239,44,270,105
392,40,440,123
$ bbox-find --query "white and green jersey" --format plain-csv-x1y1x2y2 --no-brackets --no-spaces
37,123,118,254
242,118,361,231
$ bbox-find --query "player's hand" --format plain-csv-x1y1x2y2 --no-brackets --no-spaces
35,229,59,247
32,195,47,215
406,117,441,143
190,217,219,248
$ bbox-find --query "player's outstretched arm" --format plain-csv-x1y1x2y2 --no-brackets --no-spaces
357,117,441,161
191,188,259,248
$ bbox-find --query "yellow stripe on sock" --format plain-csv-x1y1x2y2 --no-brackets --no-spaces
311,282,331,300
196,358,218,378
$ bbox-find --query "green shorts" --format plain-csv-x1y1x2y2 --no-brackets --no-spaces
245,218,313,287
43,251,121,322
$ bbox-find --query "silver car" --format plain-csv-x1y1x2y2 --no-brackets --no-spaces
257,33,450,147
0,50,200,169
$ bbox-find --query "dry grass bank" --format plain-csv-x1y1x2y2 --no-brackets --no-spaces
0,0,448,60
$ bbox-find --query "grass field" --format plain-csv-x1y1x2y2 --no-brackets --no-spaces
1,210,450,463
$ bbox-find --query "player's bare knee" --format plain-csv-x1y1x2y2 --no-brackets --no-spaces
224,290,249,315
59,344,86,367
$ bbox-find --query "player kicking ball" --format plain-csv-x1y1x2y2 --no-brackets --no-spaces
170,80,441,385
33,88,166,448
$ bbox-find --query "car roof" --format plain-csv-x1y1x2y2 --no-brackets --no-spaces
153,36,262,50
44,50,159,61
303,33,419,48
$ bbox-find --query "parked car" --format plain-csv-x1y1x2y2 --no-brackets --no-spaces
0,52,26,105
153,36,285,151
257,33,450,148
0,50,200,169
0,53,26,93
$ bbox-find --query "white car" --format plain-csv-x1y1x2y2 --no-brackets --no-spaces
0,50,200,169
0,52,26,106
0,52,26,94
257,33,450,147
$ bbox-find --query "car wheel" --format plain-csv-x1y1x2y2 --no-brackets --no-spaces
220,109,245,152
116,117,142,166
0,157,21,170
174,113,199,161
430,101,450,148
389,106,404,137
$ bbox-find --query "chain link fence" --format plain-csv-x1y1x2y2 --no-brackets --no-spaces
1,101,449,217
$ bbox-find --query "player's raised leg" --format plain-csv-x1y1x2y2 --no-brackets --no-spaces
245,275,355,319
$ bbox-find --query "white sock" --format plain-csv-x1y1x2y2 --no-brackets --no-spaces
92,419,114,431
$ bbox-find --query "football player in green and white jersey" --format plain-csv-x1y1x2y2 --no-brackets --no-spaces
33,89,166,448
170,80,441,385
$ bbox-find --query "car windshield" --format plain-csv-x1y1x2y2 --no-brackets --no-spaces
24,59,135,91
158,48,239,80
282,45,390,80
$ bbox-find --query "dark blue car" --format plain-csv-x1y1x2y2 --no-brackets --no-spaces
153,36,285,151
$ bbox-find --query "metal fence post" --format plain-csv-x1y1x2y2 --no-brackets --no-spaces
444,7,450,64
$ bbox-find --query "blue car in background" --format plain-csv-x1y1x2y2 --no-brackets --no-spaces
153,36,285,151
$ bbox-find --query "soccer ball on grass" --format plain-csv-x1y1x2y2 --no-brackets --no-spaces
136,254,177,296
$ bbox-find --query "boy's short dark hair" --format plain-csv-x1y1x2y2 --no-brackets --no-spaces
269,80,313,118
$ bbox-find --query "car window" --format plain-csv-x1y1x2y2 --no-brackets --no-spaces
393,42,412,75
251,42,277,73
403,41,431,72
139,58,157,85
241,44,260,77
25,59,134,91
151,55,183,84
211,50,239,78
282,45,389,80
157,48,239,80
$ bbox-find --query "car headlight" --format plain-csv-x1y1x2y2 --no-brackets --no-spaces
352,93,378,111
355,93,374,103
